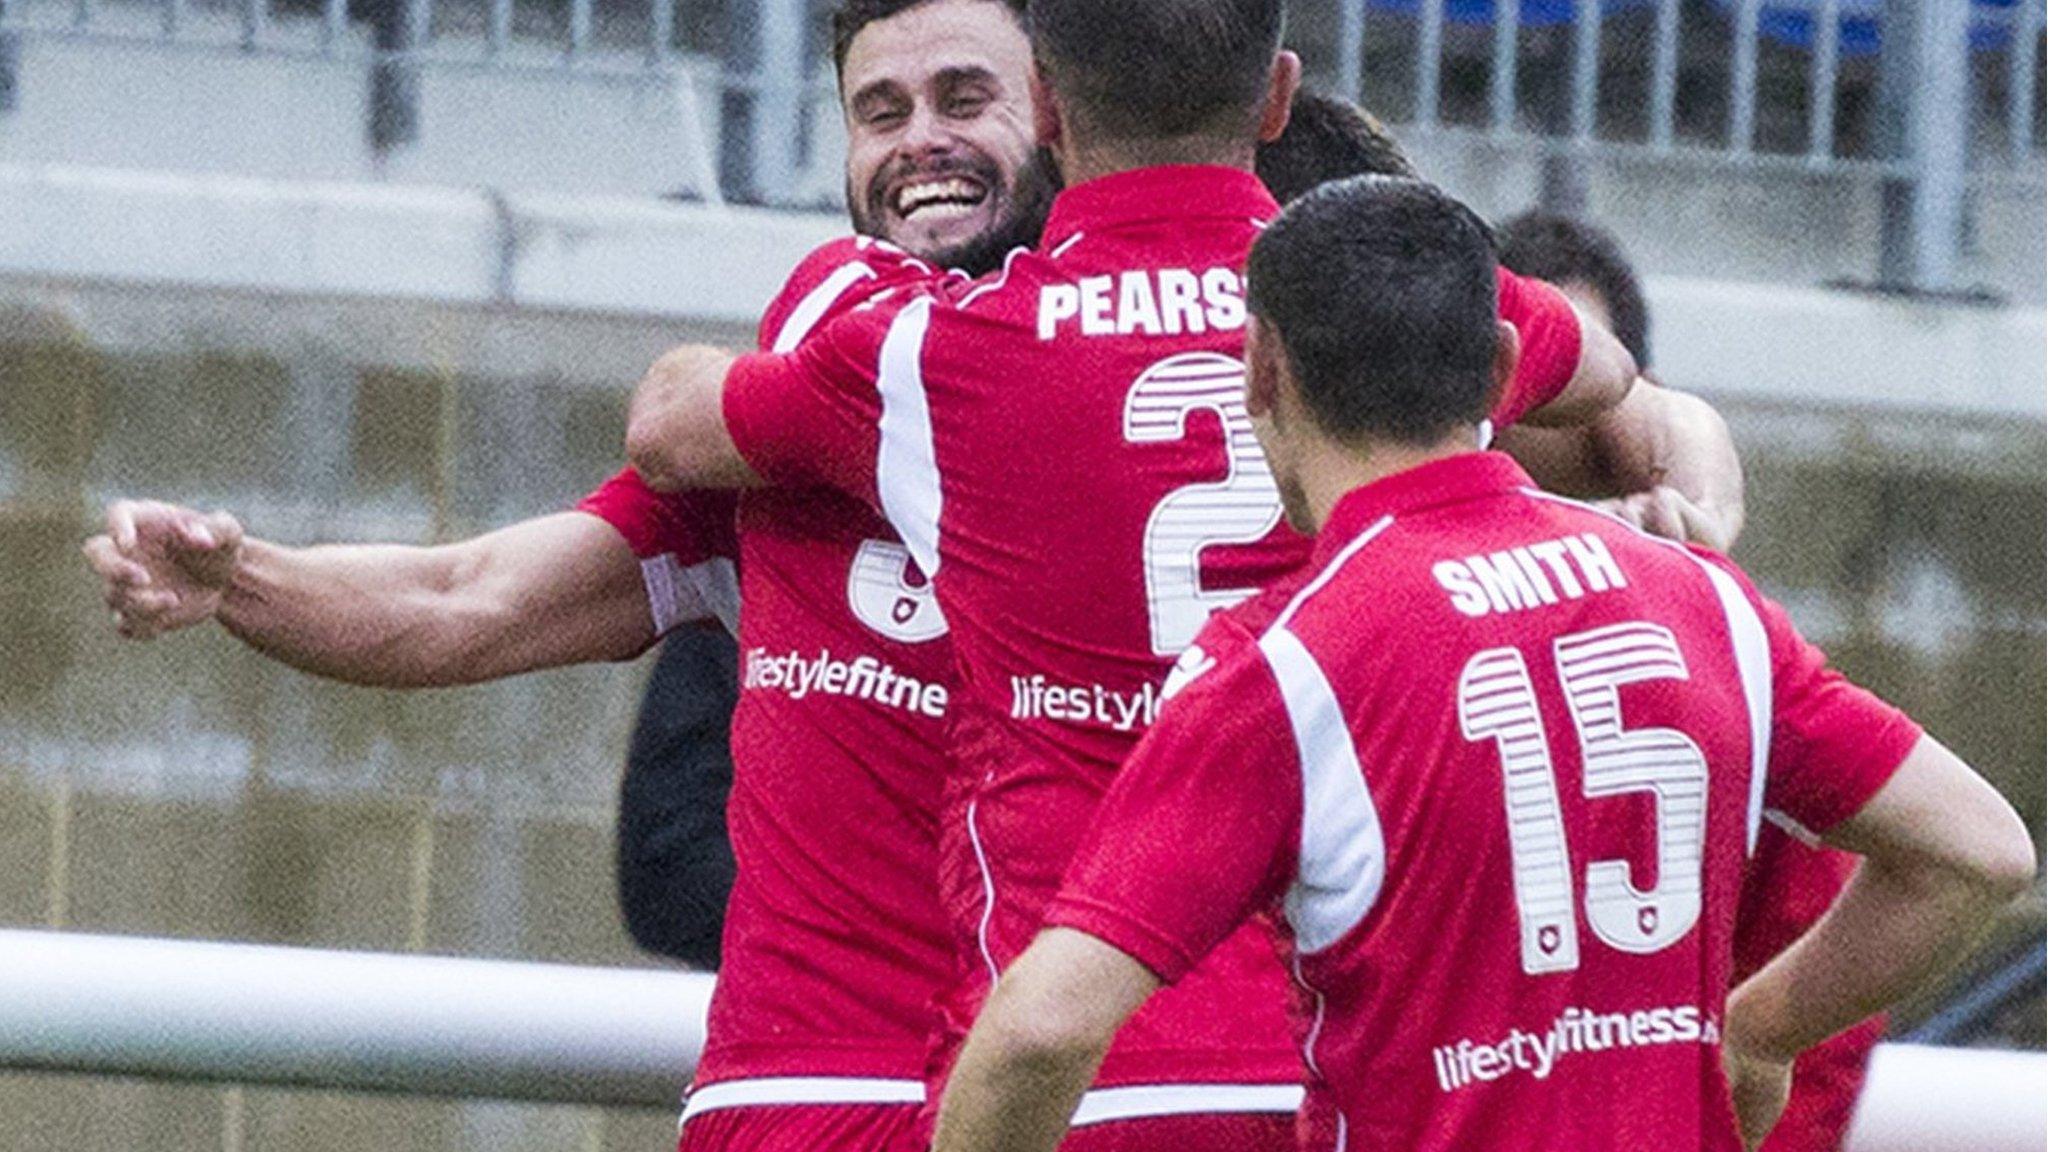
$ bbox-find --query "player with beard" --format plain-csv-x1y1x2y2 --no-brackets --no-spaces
84,3,1053,1150
623,1,1642,1146
93,8,1719,1149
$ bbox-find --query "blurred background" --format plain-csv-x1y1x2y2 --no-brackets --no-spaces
0,0,2042,1149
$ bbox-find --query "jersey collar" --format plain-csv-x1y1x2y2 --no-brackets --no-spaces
1315,451,1536,557
1041,165,1279,254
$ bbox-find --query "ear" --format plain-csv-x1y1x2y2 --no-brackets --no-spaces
1244,316,1286,420
1487,317,1522,417
1030,63,1063,152
1258,50,1303,144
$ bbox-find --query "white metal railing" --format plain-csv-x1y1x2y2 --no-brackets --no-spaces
0,928,2041,1149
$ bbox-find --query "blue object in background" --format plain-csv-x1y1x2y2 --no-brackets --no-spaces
1362,0,1651,30
1363,0,2039,54
1736,0,2037,56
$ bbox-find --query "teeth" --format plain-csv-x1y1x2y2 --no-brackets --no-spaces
897,178,985,214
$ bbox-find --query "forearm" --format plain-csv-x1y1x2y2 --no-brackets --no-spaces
933,1018,1107,1152
935,929,1162,1152
217,514,657,688
1727,855,2010,1059
218,537,500,687
1500,380,1746,548
1606,384,1744,540
1734,736,2036,1057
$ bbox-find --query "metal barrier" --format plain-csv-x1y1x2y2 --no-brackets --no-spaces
0,928,2041,1148
0,0,2037,232
1322,0,2044,291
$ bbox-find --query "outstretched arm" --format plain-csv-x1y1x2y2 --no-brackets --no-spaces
934,928,1161,1152
84,500,660,687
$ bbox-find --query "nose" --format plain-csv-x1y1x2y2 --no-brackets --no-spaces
897,103,955,160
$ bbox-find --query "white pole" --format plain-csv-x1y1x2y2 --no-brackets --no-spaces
0,929,709,1107
0,928,2041,1149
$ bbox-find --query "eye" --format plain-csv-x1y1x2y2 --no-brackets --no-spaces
944,91,992,118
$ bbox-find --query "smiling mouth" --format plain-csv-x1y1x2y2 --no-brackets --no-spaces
893,176,991,221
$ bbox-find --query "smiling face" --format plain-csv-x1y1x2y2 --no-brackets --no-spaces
839,0,1051,273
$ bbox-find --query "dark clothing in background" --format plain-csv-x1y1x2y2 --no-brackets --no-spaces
616,625,739,969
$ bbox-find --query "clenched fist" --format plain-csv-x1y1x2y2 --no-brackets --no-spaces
81,500,245,640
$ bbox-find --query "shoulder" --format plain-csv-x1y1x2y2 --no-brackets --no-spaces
760,236,952,353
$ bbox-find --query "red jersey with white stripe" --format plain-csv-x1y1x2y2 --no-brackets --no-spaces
721,166,1591,1104
1047,452,1922,1152
579,235,961,1107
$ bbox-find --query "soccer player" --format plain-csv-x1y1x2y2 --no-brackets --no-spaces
1497,209,1869,1152
89,10,1692,1152
85,3,1046,1149
928,175,2036,1152
625,0,1635,1142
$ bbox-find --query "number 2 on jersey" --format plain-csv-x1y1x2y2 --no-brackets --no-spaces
1458,623,1709,975
1123,353,1285,656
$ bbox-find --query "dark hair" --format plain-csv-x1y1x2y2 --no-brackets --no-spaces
1248,176,1500,445
1495,211,1650,367
1255,91,1419,204
831,0,1027,80
1028,0,1284,142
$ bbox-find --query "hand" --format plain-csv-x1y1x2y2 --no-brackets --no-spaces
1722,1038,1794,1151
81,500,246,640
1593,486,1737,552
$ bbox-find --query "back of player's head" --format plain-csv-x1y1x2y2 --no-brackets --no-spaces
831,0,1028,81
1248,176,1500,446
1255,91,1420,203
1496,211,1650,367
1026,0,1285,145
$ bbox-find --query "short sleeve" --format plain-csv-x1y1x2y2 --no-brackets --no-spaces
1045,617,1302,984
575,468,740,635
757,236,944,354
1711,560,1924,835
723,301,900,501
1491,269,1586,430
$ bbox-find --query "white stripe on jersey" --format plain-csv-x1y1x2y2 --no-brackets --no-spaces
771,261,876,353
1068,1082,1305,1127
1518,488,1774,853
679,1076,923,1122
875,296,944,576
1256,513,1395,954
1260,625,1388,955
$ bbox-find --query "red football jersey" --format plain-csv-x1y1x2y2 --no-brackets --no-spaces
579,236,962,1118
1047,452,1922,1152
721,166,1590,1104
